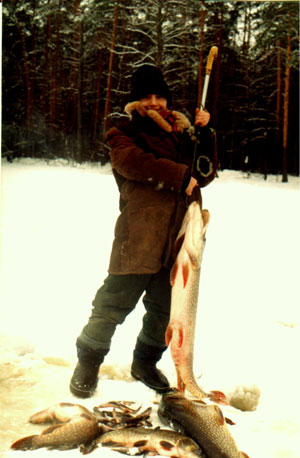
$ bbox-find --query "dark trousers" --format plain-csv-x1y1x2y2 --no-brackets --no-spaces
76,267,171,364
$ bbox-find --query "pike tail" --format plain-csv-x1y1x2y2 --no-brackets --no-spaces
165,322,227,403
186,380,228,404
184,378,207,401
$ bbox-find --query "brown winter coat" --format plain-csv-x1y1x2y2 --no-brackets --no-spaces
106,102,216,275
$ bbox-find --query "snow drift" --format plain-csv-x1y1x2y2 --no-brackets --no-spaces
0,158,299,457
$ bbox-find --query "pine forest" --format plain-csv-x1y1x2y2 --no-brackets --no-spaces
2,1,299,180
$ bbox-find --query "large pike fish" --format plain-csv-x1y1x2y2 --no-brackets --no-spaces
166,201,226,403
158,389,250,458
97,426,205,457
11,402,99,450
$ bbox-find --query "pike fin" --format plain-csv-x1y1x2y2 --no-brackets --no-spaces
170,262,178,286
30,408,51,424
192,399,207,405
208,390,229,405
80,413,93,421
41,424,64,434
59,402,76,407
225,417,236,425
213,405,225,426
111,446,133,454
11,435,36,450
102,440,123,447
173,234,185,260
201,209,210,236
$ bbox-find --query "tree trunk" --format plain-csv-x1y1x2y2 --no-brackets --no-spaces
104,3,118,132
93,47,104,140
212,5,223,125
47,15,55,137
71,0,83,160
77,20,84,159
197,2,206,108
275,39,281,175
243,3,251,101
156,0,164,68
276,40,281,130
51,2,62,135
282,34,291,183
181,0,187,109
244,4,253,175
16,19,33,126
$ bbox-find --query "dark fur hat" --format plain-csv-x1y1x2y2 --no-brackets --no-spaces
129,65,172,107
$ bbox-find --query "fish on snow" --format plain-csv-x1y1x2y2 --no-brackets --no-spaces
11,402,100,451
158,389,250,458
97,426,206,457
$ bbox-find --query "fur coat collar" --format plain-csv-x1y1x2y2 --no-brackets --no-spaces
124,101,191,134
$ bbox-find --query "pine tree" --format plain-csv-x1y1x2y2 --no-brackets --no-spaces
2,0,299,175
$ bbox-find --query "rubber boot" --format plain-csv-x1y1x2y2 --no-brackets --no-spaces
131,340,170,393
69,343,107,398
70,361,100,398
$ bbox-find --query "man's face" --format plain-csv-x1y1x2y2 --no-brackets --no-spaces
139,94,167,114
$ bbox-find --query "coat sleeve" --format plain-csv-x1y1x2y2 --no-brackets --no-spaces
106,127,190,193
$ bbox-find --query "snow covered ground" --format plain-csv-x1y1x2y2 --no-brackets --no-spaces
0,158,299,458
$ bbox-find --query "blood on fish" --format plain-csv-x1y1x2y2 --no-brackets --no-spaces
182,263,189,288
177,328,184,348
165,325,172,346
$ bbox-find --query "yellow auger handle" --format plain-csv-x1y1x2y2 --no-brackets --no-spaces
206,46,218,75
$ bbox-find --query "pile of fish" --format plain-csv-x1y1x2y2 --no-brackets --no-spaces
10,401,152,453
93,401,153,431
10,400,203,457
10,393,249,457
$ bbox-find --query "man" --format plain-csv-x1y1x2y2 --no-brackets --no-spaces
70,64,217,398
